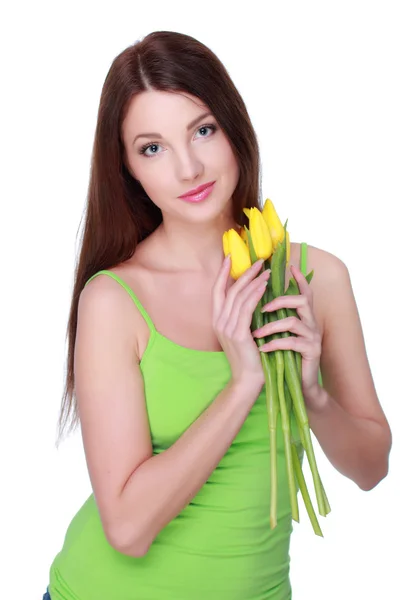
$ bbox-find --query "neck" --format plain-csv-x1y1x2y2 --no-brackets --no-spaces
154,216,240,274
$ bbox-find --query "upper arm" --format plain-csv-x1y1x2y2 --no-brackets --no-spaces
75,275,153,545
315,248,391,439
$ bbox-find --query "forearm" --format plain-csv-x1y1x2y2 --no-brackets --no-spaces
305,386,390,491
114,379,259,556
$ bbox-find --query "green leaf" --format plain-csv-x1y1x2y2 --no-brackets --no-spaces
305,270,314,284
244,225,258,265
284,270,314,295
271,241,286,298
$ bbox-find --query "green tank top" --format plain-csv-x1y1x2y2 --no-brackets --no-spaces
48,243,315,600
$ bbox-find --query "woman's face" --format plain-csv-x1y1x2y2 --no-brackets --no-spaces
121,90,240,225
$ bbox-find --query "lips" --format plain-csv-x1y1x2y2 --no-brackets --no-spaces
178,181,215,198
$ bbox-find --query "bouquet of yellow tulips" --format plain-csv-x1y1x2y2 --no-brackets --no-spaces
222,200,331,535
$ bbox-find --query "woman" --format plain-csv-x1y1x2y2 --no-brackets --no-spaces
43,31,392,600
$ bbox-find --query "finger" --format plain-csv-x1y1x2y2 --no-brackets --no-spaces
224,260,267,320
290,264,314,306
212,255,231,323
253,316,312,340
224,276,268,336
233,280,269,339
258,336,320,358
261,294,315,328
223,267,270,331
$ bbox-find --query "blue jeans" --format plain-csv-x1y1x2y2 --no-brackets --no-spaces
42,588,51,600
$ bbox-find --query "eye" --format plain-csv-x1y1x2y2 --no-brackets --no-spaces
138,123,218,158
139,142,162,157
195,124,217,138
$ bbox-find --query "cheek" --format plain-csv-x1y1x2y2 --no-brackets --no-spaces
128,152,166,188
212,139,238,171
139,173,166,198
134,161,175,203
218,142,240,186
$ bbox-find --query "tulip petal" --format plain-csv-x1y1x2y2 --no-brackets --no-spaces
243,207,251,219
249,207,273,260
223,228,251,279
262,199,285,250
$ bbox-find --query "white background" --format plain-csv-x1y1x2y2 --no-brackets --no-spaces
1,1,399,599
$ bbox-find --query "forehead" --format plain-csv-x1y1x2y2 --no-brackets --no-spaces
122,90,210,137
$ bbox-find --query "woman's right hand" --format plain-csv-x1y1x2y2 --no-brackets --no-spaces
212,255,271,396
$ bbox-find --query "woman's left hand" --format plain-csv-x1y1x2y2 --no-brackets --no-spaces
252,264,322,404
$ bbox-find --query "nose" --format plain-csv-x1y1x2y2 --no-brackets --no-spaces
174,146,203,181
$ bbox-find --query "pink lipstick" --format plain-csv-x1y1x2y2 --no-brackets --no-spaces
178,181,215,203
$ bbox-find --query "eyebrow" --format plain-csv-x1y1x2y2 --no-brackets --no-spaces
133,112,213,144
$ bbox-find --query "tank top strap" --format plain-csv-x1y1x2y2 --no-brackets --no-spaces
300,242,308,275
84,270,156,334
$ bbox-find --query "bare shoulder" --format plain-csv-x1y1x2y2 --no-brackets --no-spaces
291,241,359,333
289,240,347,274
302,243,349,283
300,243,350,301
289,242,351,335
78,271,140,361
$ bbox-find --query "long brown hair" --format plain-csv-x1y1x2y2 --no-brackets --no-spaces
56,30,264,446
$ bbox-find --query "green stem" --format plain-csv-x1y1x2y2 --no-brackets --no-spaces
266,301,298,521
320,474,331,516
285,380,321,531
269,241,329,525
296,353,302,380
248,269,279,529
243,232,279,530
278,305,302,377
260,350,279,529
291,439,323,536
289,379,327,517
250,297,278,525
286,305,324,492
284,379,292,415
288,389,327,528
278,305,326,516
276,350,299,522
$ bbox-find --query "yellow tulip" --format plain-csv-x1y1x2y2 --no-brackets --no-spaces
248,207,273,260
222,228,251,279
262,199,285,250
286,229,290,264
